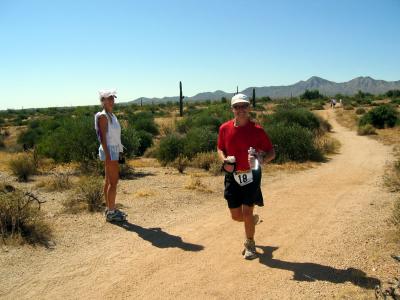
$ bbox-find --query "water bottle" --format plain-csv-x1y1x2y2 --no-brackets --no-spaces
248,147,259,170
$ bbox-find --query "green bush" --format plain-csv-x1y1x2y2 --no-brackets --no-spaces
300,89,323,100
176,104,231,134
37,116,98,164
359,105,398,129
355,108,366,115
136,130,153,156
8,153,37,182
264,123,324,163
264,107,321,132
127,112,159,136
157,134,185,165
357,124,376,136
121,126,140,158
0,184,52,245
183,127,218,158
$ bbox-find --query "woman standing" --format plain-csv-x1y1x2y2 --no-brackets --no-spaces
95,89,126,222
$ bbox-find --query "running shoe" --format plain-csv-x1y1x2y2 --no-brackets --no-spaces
243,238,257,260
106,210,126,222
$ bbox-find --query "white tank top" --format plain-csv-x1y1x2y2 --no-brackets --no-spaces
94,110,123,152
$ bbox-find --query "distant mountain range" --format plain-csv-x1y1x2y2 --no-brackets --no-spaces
126,76,400,105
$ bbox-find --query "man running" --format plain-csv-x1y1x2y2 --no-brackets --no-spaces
217,93,275,259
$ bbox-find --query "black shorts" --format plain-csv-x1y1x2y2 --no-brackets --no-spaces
224,168,264,209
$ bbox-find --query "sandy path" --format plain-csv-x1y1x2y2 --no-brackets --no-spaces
1,110,397,299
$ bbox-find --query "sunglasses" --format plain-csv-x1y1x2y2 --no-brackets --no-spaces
233,104,249,110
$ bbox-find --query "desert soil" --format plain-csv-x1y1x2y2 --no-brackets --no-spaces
0,110,399,299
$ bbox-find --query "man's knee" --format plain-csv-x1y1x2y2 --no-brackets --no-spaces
230,208,243,221
231,214,242,221
242,206,254,219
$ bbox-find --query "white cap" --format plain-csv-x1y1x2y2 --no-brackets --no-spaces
99,89,117,100
231,93,250,106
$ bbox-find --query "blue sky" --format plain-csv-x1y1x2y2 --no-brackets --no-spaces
0,0,399,109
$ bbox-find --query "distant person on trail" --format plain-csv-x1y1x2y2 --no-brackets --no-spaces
217,94,275,260
95,89,127,222
331,98,337,109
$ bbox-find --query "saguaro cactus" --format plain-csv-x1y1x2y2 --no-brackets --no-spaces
252,88,256,108
179,81,184,117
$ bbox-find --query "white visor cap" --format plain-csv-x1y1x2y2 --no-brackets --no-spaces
231,93,250,106
99,89,117,100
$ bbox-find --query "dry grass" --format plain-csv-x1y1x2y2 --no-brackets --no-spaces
36,171,73,192
0,152,18,171
155,117,176,136
63,176,104,213
264,161,319,175
2,125,25,149
373,127,400,146
129,158,160,168
8,152,37,182
185,176,212,193
335,110,359,130
357,124,377,136
315,134,341,155
133,188,156,198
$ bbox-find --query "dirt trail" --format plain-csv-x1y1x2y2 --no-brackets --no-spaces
1,110,397,299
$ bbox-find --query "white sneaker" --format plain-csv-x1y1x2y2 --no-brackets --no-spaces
253,214,260,225
243,239,257,260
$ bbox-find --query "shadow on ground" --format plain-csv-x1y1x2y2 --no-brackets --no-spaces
112,221,204,252
257,246,380,289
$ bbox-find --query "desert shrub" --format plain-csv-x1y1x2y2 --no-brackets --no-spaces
41,171,72,191
357,124,376,136
0,184,51,245
8,153,37,182
136,130,153,156
355,108,366,115
0,135,4,148
183,127,218,158
143,143,159,158
172,155,189,173
264,123,324,163
64,176,103,212
37,116,98,164
121,126,140,158
391,98,400,105
384,160,400,193
18,118,62,149
359,105,398,129
127,112,159,136
344,105,354,110
157,134,185,165
265,108,321,132
316,116,332,133
176,104,231,134
315,136,341,155
359,105,398,128
191,152,220,171
300,89,323,100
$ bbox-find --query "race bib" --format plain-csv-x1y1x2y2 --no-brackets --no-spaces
233,171,253,186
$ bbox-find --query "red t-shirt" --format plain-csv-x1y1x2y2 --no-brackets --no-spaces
218,119,273,171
